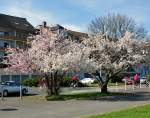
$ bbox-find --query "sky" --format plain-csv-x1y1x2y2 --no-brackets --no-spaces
0,0,150,33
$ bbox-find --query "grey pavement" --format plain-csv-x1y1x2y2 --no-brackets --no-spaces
0,87,150,118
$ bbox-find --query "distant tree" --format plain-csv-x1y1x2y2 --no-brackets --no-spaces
88,13,147,40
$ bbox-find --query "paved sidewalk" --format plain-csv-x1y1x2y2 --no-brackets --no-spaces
0,87,150,118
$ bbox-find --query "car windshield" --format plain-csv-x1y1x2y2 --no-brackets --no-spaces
4,82,18,86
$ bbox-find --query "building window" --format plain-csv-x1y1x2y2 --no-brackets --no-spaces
4,32,9,36
0,40,3,48
0,52,4,60
0,31,15,37
0,32,4,36
4,42,9,48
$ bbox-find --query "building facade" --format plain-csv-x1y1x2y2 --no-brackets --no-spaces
37,22,88,42
50,24,88,42
0,14,35,62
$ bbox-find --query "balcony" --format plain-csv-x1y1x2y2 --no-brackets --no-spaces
0,35,27,42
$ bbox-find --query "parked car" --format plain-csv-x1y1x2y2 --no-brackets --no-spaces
0,81,28,97
79,78,95,84
122,77,133,85
140,77,147,84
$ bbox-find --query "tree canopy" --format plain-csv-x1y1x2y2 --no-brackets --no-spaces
88,13,147,40
4,26,148,94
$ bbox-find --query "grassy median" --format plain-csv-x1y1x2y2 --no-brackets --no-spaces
87,105,150,118
46,92,131,101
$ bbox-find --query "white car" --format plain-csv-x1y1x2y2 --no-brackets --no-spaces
140,77,147,84
0,81,28,97
79,78,95,84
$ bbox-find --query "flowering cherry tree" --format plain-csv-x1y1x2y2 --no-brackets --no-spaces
82,32,146,93
4,25,147,94
4,26,94,95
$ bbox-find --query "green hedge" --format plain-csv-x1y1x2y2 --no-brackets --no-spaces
22,76,71,87
110,72,125,83
60,77,88,87
147,74,150,82
23,76,88,87
60,77,71,87
22,77,41,87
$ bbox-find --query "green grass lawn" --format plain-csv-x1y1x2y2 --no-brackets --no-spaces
108,82,124,86
87,105,150,118
46,92,130,101
86,82,124,87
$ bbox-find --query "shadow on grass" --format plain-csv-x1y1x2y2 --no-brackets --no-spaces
46,92,132,101
46,91,150,102
99,91,150,102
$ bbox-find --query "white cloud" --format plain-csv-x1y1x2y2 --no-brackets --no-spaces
63,24,86,32
6,7,49,25
1,1,86,32
1,0,86,32
1,1,57,27
4,6,86,32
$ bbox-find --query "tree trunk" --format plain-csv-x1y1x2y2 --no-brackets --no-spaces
44,73,51,96
44,72,61,96
101,84,108,93
99,68,123,94
54,71,59,95
50,73,54,95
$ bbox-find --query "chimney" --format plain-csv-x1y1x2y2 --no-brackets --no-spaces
42,21,47,27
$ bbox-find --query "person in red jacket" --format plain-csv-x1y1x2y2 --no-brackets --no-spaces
71,75,78,87
134,73,139,85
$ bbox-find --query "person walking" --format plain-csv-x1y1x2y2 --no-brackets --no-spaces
70,75,78,87
134,73,139,86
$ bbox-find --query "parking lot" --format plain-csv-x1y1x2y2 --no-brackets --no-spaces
0,87,150,118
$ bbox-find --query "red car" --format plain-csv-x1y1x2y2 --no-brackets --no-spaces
122,77,134,85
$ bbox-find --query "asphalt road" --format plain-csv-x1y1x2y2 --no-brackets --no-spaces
0,87,150,118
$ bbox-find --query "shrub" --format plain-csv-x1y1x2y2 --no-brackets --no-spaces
22,77,41,87
60,77,71,87
147,74,150,82
23,76,89,87
60,77,89,87
111,73,125,83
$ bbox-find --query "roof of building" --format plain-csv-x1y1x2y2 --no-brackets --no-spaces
0,13,35,33
67,30,88,38
50,24,64,31
49,24,88,37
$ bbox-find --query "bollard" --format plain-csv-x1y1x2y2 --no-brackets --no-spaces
125,80,127,91
20,85,22,99
115,82,118,91
1,85,6,101
1,85,4,101
132,82,135,91
140,82,142,88
20,75,22,99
